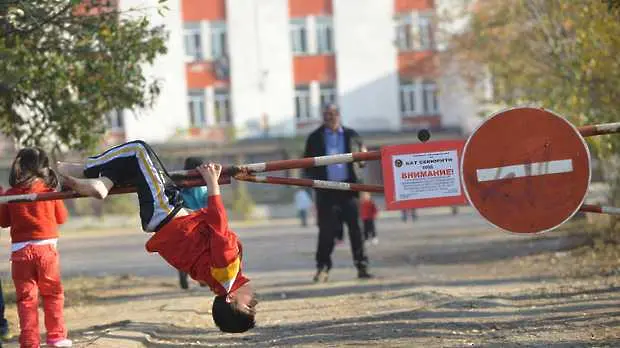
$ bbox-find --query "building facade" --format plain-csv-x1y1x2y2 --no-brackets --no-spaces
105,0,481,145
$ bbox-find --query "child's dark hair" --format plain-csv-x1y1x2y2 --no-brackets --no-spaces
184,157,204,171
212,295,255,333
9,147,59,189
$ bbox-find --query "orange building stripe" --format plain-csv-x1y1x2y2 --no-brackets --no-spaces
398,51,438,79
182,0,226,21
293,55,336,84
186,62,229,89
401,115,441,128
395,0,435,12
289,0,332,17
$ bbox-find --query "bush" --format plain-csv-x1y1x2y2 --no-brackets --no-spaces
231,183,255,220
67,197,94,216
102,194,139,216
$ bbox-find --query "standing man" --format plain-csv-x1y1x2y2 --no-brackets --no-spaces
303,103,372,282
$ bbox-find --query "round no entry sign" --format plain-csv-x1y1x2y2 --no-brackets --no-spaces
461,107,591,234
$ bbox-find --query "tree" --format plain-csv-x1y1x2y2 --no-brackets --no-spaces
447,0,620,235
0,0,168,153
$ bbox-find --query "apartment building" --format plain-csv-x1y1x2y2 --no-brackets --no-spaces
102,0,481,145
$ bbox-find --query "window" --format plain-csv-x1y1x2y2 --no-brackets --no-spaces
210,22,227,59
422,81,439,114
316,17,334,54
319,84,337,110
290,19,307,55
295,86,311,120
395,13,434,51
214,89,231,125
183,22,202,61
395,15,413,51
399,82,418,116
418,14,433,50
106,109,124,130
188,90,206,127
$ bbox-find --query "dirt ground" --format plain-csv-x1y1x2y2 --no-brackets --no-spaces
0,216,619,347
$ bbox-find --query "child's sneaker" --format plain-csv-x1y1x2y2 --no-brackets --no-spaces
47,338,72,347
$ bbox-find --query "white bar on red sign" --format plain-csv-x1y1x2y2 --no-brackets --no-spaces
476,159,573,182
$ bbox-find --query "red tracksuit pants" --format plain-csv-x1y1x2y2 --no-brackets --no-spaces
11,244,67,348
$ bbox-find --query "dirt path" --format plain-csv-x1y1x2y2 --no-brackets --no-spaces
0,212,618,347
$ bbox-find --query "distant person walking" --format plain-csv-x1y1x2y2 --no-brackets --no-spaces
360,192,379,245
294,189,313,227
401,209,417,222
303,103,372,282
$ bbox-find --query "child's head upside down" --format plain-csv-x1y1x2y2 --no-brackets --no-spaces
58,140,257,333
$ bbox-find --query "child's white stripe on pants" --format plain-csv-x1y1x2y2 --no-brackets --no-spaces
84,141,181,232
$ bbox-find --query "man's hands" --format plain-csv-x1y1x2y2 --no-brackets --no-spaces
197,163,222,196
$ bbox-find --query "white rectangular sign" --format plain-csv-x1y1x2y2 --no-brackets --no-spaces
392,150,461,201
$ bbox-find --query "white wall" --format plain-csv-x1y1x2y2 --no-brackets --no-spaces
436,0,485,134
226,0,295,139
438,58,484,135
333,0,400,131
118,0,189,143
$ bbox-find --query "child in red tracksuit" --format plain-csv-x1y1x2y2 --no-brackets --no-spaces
58,140,257,334
360,192,379,244
0,148,72,348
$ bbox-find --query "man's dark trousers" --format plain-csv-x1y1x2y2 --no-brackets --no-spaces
315,189,368,272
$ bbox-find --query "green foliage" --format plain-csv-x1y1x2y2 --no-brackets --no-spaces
66,196,95,216
102,193,139,215
231,183,255,220
450,0,620,235
451,0,620,155
0,0,168,153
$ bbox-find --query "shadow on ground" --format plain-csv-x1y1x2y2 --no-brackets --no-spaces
21,283,613,348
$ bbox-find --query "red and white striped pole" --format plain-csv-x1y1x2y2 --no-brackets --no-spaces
173,150,382,178
0,176,231,204
235,174,384,193
579,204,620,215
578,122,620,137
0,151,381,203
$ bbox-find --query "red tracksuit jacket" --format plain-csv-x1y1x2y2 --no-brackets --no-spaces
145,195,249,295
0,180,68,240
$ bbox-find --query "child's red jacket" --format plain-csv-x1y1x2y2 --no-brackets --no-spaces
360,199,378,221
0,180,68,242
146,195,249,296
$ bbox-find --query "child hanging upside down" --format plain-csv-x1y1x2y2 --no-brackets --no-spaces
58,140,257,333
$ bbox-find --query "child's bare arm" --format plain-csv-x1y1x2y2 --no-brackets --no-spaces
60,174,114,200
196,163,222,196
57,161,114,200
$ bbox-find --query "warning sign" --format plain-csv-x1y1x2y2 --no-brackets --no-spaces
392,150,461,201
382,140,467,210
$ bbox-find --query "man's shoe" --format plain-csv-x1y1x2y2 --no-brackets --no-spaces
357,268,373,279
313,268,329,283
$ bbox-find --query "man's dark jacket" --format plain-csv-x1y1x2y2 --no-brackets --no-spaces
303,125,365,184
